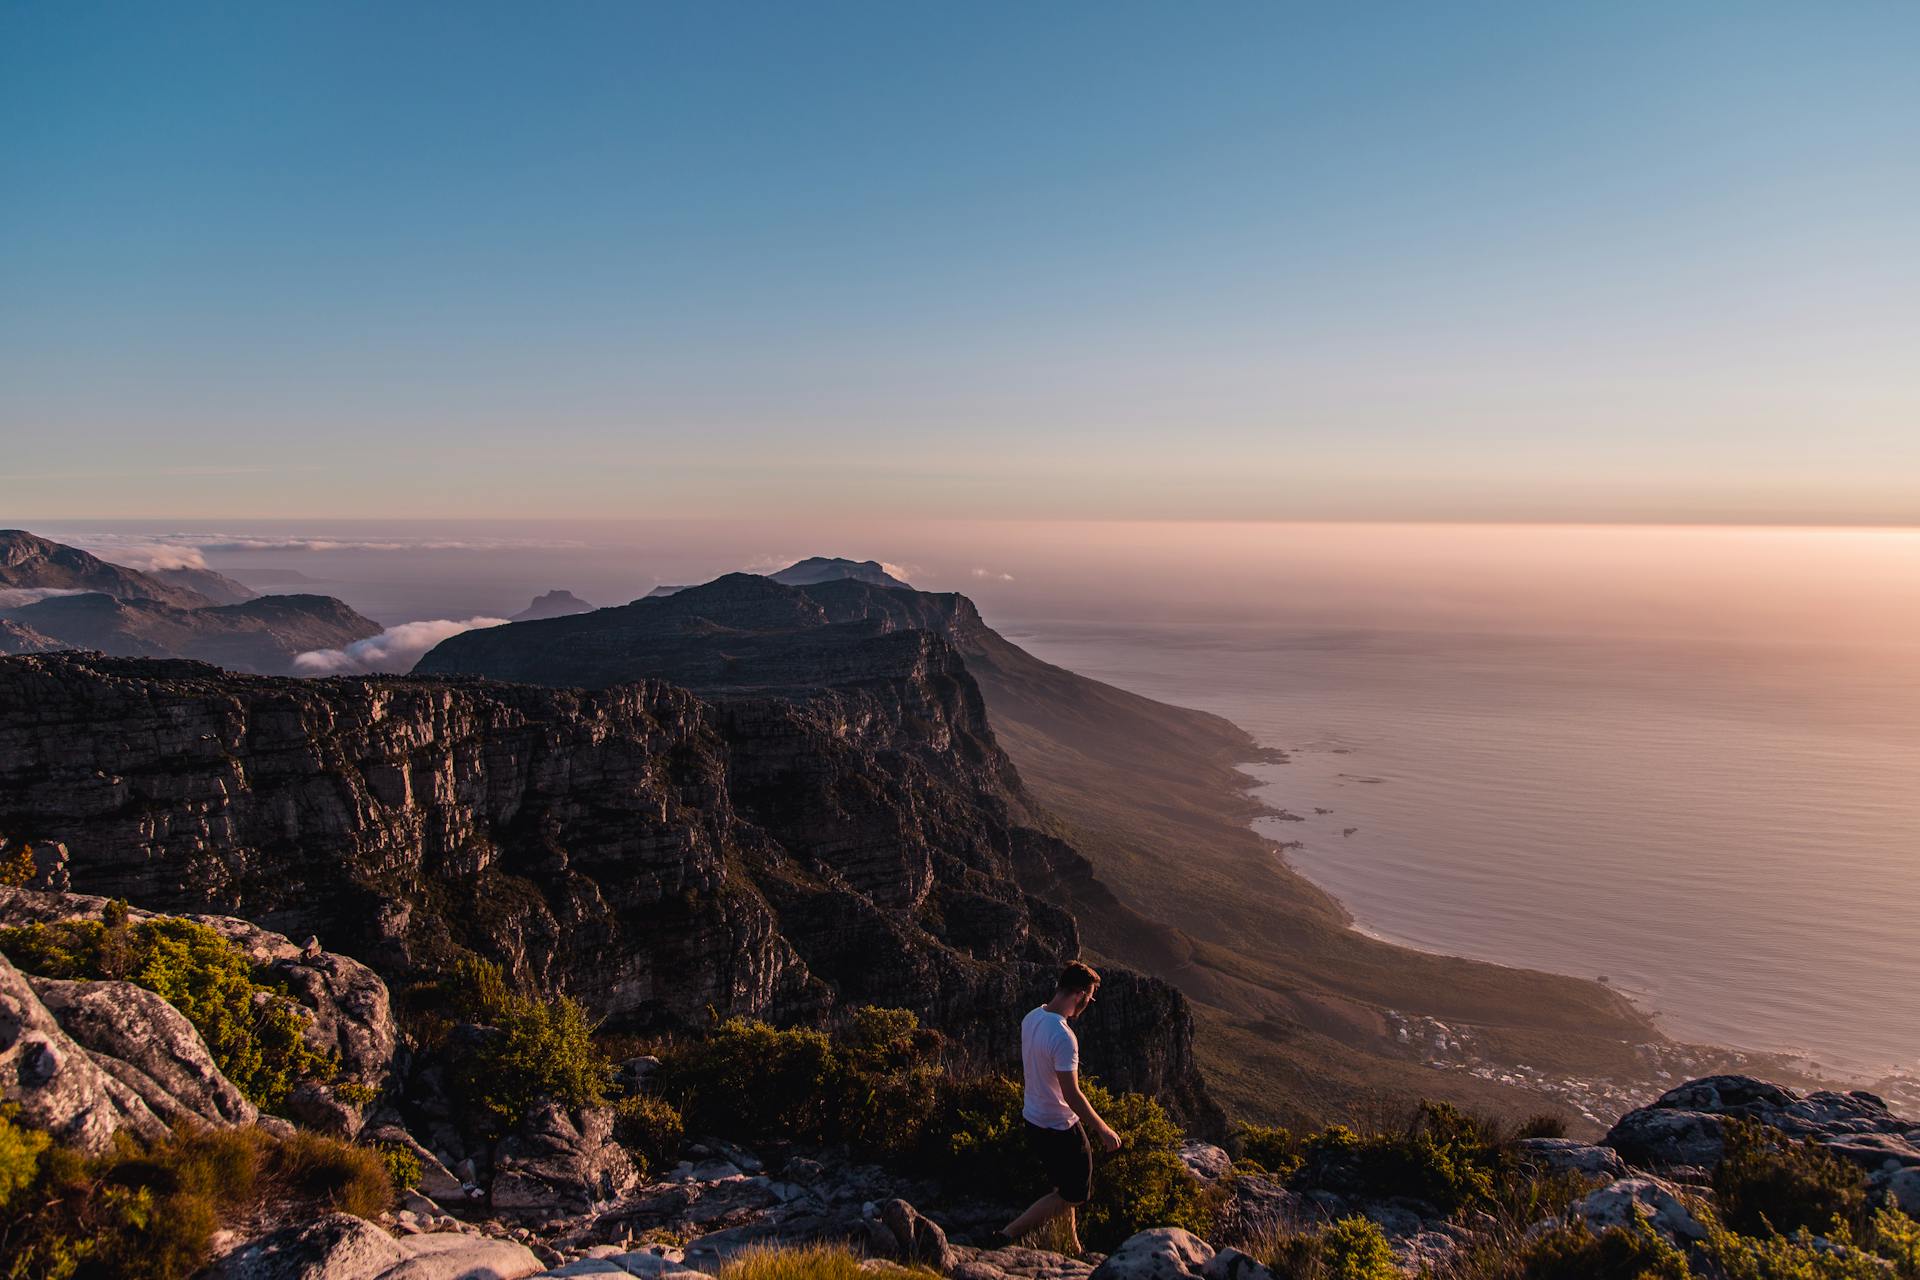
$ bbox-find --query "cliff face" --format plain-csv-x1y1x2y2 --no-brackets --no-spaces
0,652,1210,1120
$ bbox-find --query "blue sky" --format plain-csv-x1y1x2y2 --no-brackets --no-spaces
3,2,1916,522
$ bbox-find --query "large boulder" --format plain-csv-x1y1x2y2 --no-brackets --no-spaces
208,1212,409,1280
862,1198,954,1271
491,1100,641,1215
378,1231,543,1280
1604,1074,1920,1173
28,974,257,1128
0,950,166,1151
1089,1229,1215,1280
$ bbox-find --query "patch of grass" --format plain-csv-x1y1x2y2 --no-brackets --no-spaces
0,909,335,1113
716,1243,939,1280
1506,1219,1692,1280
264,1130,393,1219
0,1104,52,1211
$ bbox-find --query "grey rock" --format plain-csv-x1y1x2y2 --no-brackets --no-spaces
208,1212,408,1280
492,1101,641,1216
1605,1074,1918,1172
379,1231,543,1280
1199,1248,1274,1280
951,1246,1097,1280
864,1198,954,1272
1512,1138,1627,1180
30,975,257,1128
0,950,166,1151
1874,1166,1920,1215
1089,1229,1215,1280
1568,1177,1707,1244
1178,1142,1232,1180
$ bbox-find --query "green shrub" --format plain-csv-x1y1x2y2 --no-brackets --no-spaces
656,1017,840,1141
376,1142,423,1191
442,957,610,1132
331,1080,380,1108
1700,1215,1891,1280
0,1105,51,1211
0,913,334,1113
1866,1204,1920,1277
927,1073,1029,1193
0,1125,268,1280
614,1094,686,1177
1512,1219,1691,1280
0,841,37,888
1714,1120,1867,1238
1235,1122,1303,1178
1077,1082,1212,1251
1257,1216,1400,1280
1293,1101,1499,1215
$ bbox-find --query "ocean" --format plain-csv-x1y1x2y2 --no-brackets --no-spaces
1006,620,1920,1080
40,518,1920,1079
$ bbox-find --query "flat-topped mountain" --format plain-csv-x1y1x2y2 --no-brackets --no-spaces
0,650,1211,1123
512,588,594,621
769,556,911,588
0,528,215,609
416,564,1668,1127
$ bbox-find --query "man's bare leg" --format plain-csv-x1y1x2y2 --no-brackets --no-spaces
1003,1191,1068,1241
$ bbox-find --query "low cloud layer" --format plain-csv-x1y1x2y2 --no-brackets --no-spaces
970,567,1015,582
293,617,509,675
100,542,213,572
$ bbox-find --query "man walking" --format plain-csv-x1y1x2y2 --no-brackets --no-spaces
1001,961,1122,1253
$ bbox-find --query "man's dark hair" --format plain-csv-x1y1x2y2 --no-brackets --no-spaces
1057,961,1101,994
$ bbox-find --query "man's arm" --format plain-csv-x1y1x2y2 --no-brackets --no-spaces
1057,1070,1122,1152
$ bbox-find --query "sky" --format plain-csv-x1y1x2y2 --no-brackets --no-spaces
3,2,1917,523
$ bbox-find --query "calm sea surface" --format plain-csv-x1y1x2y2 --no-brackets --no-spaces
1007,623,1920,1079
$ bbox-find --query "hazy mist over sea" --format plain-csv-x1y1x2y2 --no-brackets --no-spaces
42,518,1920,1077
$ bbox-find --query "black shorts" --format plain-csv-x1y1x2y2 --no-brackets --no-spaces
1025,1119,1092,1204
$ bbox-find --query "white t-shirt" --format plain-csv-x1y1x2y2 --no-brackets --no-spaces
1021,1005,1081,1129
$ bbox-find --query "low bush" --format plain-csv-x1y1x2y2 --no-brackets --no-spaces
1235,1122,1303,1178
614,1094,687,1177
0,841,37,888
441,956,610,1132
1699,1216,1891,1280
0,910,334,1113
656,1016,839,1141
0,1105,52,1211
1293,1101,1499,1215
1713,1120,1867,1238
1256,1215,1400,1280
375,1142,424,1191
1509,1219,1692,1280
1077,1082,1212,1251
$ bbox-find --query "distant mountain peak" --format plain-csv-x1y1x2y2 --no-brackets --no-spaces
0,528,214,610
767,557,910,589
512,589,594,622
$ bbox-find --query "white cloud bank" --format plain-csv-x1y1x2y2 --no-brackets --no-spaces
101,542,213,571
293,617,509,676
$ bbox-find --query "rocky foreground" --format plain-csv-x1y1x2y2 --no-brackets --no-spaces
6,886,1920,1280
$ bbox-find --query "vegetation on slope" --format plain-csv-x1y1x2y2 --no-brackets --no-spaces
0,903,336,1112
